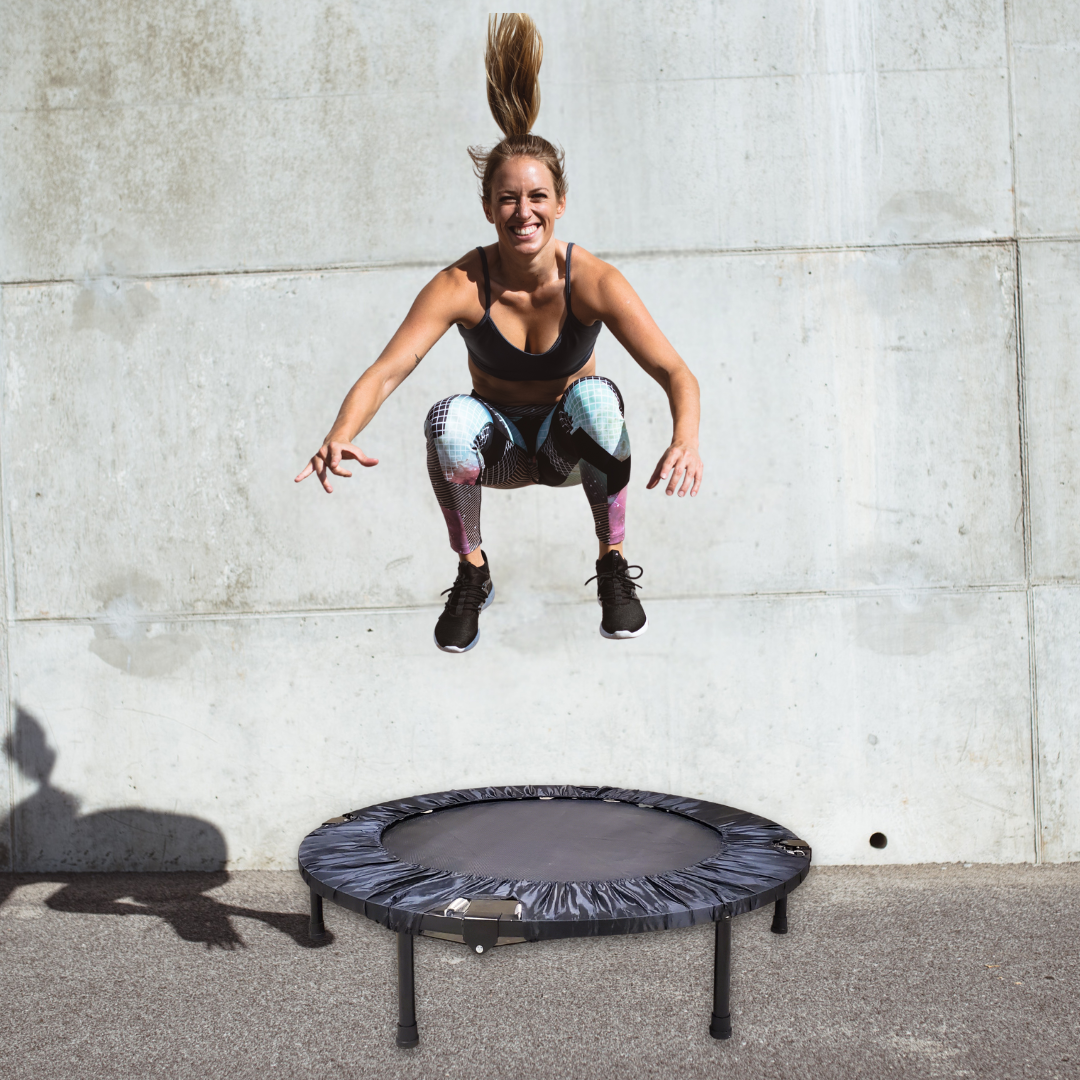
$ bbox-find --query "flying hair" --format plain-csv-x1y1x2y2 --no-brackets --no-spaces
485,13,543,137
468,13,568,204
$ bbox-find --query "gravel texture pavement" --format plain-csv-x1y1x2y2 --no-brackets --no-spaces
1,865,1077,1079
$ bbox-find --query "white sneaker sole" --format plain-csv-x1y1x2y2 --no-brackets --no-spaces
599,616,649,640
434,587,494,653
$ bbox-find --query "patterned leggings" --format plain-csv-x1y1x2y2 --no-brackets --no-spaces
424,376,631,555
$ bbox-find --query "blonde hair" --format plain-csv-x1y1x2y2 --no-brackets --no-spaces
468,14,568,204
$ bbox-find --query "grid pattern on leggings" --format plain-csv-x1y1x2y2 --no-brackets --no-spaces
562,377,631,462
424,394,535,554
425,379,629,554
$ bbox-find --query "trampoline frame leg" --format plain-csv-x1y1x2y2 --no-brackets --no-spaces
771,895,788,935
396,932,419,1049
709,916,733,1040
309,889,326,939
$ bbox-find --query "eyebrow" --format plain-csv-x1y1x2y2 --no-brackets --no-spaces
497,188,550,196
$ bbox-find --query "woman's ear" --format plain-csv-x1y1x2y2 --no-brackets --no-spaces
483,199,495,224
556,195,566,219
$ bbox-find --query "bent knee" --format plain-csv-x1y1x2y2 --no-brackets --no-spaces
425,395,466,440
562,377,627,454
425,395,491,482
424,394,489,441
563,376,624,418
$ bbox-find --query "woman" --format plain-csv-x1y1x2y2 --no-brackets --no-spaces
296,15,702,653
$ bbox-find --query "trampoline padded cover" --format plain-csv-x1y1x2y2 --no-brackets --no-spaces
299,786,811,938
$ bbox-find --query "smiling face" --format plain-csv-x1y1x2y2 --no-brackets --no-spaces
484,156,566,256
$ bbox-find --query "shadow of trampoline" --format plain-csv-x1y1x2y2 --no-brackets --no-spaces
1,708,329,950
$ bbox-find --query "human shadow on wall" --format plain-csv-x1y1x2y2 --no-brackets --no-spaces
1,708,330,950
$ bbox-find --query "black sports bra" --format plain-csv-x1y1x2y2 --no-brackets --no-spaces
458,243,602,382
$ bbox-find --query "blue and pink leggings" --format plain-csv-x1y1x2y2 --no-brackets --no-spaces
424,375,631,555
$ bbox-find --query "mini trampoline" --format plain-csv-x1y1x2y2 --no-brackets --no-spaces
298,785,810,1048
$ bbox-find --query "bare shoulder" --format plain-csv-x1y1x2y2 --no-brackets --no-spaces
415,249,487,325
566,245,638,322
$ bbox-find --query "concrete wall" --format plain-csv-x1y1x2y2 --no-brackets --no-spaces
1,1,1077,870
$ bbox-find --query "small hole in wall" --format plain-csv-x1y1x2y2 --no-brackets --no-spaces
869,832,888,849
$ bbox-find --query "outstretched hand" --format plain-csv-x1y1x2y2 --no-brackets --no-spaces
294,440,379,493
647,442,703,497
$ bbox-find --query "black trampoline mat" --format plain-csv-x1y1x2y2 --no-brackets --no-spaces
381,798,724,883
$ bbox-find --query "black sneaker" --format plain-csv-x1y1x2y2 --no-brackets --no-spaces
586,551,648,639
434,553,494,653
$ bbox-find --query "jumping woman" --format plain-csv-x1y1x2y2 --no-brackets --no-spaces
296,15,702,653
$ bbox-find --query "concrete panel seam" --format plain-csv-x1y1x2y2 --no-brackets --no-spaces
1012,238,1042,863
0,62,1015,116
0,261,448,289
1017,235,1080,244
1005,0,1042,866
0,286,16,870
9,582,1033,628
0,89,468,116
1004,0,1020,240
0,239,1031,290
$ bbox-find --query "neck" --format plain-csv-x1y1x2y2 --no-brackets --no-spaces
493,236,561,292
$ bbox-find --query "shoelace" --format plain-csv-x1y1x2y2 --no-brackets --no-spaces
584,562,644,606
441,573,490,617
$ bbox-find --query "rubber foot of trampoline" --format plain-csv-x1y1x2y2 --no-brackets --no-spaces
396,1024,419,1049
709,1013,732,1040
770,916,788,935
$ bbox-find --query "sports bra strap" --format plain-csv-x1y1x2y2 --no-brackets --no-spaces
564,242,575,313
476,242,577,316
476,246,491,309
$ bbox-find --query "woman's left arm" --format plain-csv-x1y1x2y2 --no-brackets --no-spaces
581,256,703,497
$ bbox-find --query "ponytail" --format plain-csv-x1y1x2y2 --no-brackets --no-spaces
468,14,568,204
485,14,543,138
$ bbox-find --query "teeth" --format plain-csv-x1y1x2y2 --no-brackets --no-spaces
512,225,538,236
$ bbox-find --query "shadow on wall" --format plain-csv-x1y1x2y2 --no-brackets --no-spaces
1,708,328,950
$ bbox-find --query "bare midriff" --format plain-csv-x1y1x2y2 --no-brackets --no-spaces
468,353,597,407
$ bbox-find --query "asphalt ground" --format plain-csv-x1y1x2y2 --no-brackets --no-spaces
1,864,1077,1080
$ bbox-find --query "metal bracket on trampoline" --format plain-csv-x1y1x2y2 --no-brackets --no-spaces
774,837,810,856
418,895,524,952
462,916,500,954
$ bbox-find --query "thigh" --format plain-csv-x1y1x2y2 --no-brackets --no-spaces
535,377,628,488
425,393,494,447
561,376,626,443
476,400,537,490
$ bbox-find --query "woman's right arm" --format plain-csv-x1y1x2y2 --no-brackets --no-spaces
295,265,473,493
